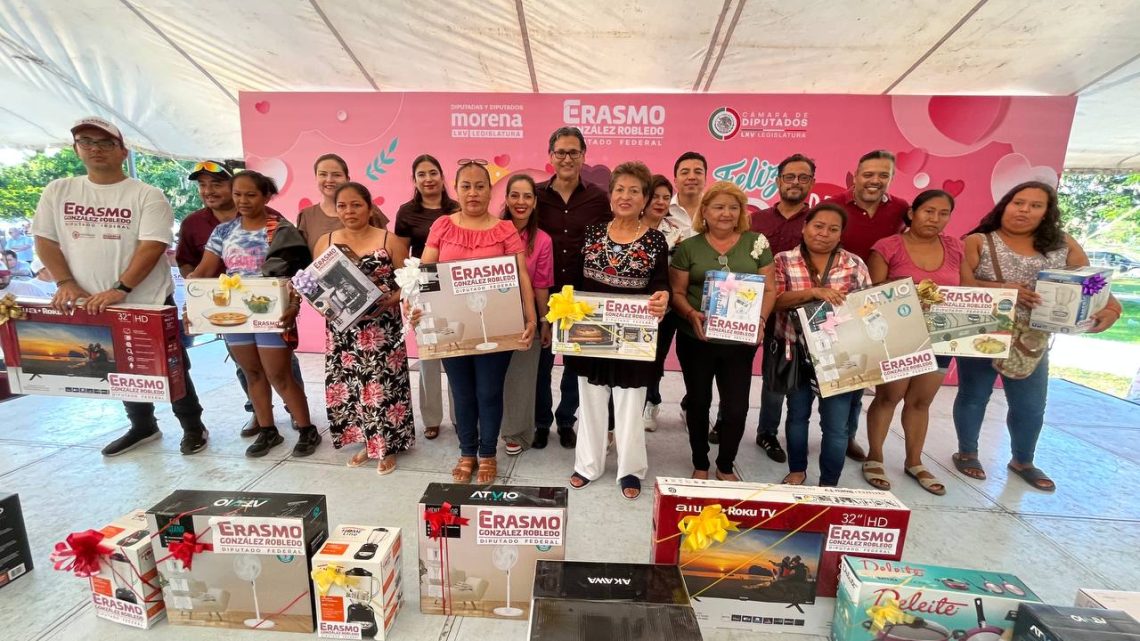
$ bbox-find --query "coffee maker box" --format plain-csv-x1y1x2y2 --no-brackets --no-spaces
651,478,910,636
1030,266,1113,334
0,492,32,590
1014,603,1140,641
0,301,186,402
832,556,1041,641
417,483,568,619
1076,589,1140,623
312,525,403,640
184,276,290,334
528,560,703,641
146,490,328,633
90,510,165,628
551,291,659,361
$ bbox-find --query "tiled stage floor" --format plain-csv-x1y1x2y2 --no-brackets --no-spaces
2,339,1137,640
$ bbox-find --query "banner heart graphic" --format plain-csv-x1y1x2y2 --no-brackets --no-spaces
254,101,270,114
928,96,1009,145
493,154,510,167
989,153,1058,203
942,179,966,197
896,148,929,174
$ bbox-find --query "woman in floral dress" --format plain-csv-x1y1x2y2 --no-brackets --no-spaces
312,182,414,475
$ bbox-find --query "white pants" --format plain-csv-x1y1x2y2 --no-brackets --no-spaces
574,378,648,482
418,359,457,428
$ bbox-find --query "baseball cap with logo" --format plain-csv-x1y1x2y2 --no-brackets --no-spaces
70,116,124,145
188,160,234,181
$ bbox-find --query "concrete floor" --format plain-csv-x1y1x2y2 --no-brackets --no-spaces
1,339,1138,641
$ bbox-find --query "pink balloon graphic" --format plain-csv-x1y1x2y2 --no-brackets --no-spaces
927,96,1009,145
942,179,966,197
254,101,270,114
896,148,929,174
250,157,290,193
990,153,1058,202
913,172,930,188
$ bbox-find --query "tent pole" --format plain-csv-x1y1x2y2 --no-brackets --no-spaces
127,149,138,178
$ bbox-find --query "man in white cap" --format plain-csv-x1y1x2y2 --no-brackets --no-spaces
31,116,210,456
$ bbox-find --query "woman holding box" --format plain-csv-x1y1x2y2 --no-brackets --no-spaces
187,171,320,458
864,189,965,495
566,161,670,500
669,181,776,480
952,181,1122,492
417,161,537,484
773,203,869,486
498,174,555,454
312,182,413,475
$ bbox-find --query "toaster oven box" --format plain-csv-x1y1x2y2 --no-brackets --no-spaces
551,291,658,361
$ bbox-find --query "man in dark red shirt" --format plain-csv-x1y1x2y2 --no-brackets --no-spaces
534,126,612,449
826,149,909,463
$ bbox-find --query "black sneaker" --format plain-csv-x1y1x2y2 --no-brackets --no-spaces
246,427,284,458
755,433,787,463
292,426,321,457
180,428,209,455
557,427,577,448
532,428,550,449
101,425,161,457
240,415,260,438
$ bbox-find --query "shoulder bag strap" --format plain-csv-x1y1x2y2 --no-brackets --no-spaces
985,233,1004,283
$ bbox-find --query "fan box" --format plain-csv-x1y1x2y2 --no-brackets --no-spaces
312,525,403,640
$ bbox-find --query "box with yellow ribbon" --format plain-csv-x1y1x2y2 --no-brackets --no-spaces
311,525,403,640
548,286,659,362
184,274,290,334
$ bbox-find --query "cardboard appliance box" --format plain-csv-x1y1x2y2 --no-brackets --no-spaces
147,490,328,633
0,301,186,402
703,271,766,344
797,278,936,397
295,245,385,333
418,483,567,619
90,510,165,628
528,560,703,641
551,291,658,361
924,285,1018,358
652,477,910,636
1075,589,1140,624
832,556,1040,641
312,525,403,640
184,276,289,334
0,492,32,590
1030,266,1113,334
410,256,525,359
1013,603,1140,641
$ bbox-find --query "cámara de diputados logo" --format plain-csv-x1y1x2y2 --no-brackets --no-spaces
708,106,741,140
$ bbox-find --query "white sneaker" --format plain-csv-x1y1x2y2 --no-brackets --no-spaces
643,403,660,431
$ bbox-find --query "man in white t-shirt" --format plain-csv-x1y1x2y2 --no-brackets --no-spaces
0,268,53,298
32,117,209,457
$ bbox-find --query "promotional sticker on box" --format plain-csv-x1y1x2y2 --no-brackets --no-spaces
652,478,910,636
312,525,403,640
408,256,525,360
1075,589,1140,624
0,492,32,591
88,510,165,628
147,490,328,633
528,560,703,641
796,278,936,397
1014,603,1140,641
918,281,1017,358
832,556,1041,641
1030,266,1113,334
184,275,290,334
550,289,658,361
703,271,766,344
292,245,385,333
418,483,567,619
0,300,186,402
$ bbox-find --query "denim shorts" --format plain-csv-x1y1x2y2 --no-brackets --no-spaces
223,332,288,348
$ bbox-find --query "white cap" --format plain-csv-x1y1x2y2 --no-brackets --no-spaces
70,116,124,145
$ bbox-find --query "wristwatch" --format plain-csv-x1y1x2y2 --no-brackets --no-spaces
112,280,133,294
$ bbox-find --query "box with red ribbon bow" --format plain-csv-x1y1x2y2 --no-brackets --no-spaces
88,510,165,628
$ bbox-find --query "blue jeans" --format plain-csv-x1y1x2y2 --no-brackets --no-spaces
757,388,784,437
953,353,1049,464
536,344,580,430
443,351,514,458
786,388,860,486
847,394,862,439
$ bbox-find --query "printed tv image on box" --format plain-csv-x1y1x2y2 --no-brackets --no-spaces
679,528,823,608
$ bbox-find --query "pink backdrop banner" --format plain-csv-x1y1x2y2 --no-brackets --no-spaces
238,92,1076,360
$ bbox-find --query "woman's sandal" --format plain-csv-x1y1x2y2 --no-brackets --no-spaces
862,461,892,491
452,456,476,483
952,453,987,480
347,448,372,468
377,456,397,476
619,475,641,500
424,425,441,440
692,469,709,480
1007,463,1056,493
715,470,740,482
905,465,946,496
569,472,591,489
476,457,497,484
781,471,806,485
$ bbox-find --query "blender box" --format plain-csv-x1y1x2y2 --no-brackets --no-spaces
796,278,937,397
703,271,766,345
528,560,703,641
551,291,659,362
0,492,32,590
0,301,186,402
146,490,328,633
184,276,289,334
410,255,525,360
1075,589,1140,622
1013,603,1140,641
90,510,164,628
295,245,385,333
1030,266,1113,334
922,285,1018,358
312,525,403,640
832,556,1041,641
651,478,910,636
417,483,568,619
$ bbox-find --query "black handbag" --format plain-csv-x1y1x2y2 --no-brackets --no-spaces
762,320,812,394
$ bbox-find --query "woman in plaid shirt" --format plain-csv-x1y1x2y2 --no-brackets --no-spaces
772,203,870,486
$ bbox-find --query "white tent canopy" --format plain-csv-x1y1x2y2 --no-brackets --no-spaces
1,0,1138,169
